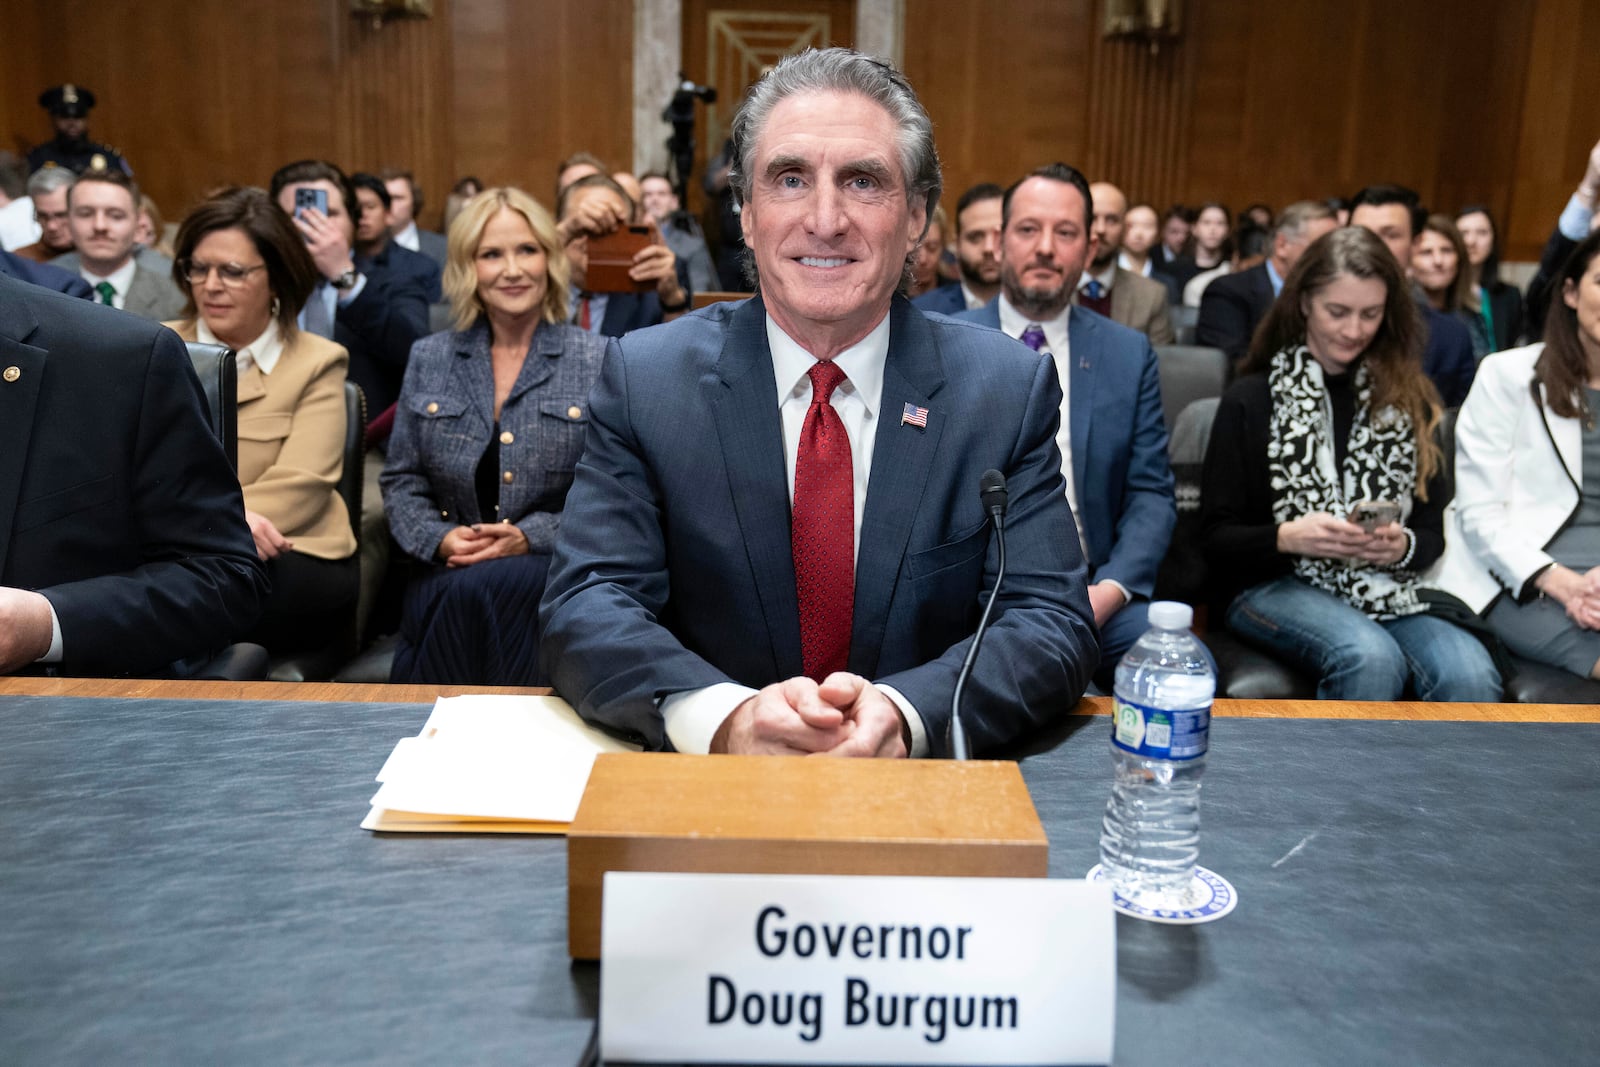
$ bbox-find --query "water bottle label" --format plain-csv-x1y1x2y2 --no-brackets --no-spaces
1111,696,1209,760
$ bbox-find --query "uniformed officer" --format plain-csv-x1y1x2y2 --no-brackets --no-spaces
25,84,132,177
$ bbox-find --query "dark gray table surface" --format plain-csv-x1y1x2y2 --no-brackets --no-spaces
1,695,1595,1066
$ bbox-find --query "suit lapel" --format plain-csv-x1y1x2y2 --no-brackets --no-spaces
852,298,946,676
1066,305,1097,500
502,322,557,409
710,296,804,677
0,284,47,570
1536,380,1583,491
123,267,153,318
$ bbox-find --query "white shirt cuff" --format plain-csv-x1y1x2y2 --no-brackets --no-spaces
876,684,928,758
1099,578,1132,606
662,682,757,754
40,599,63,663
335,272,368,307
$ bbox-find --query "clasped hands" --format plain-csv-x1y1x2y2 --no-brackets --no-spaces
438,523,529,568
1277,512,1407,566
1536,563,1600,630
711,673,909,758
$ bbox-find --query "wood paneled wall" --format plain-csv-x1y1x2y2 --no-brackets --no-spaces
0,0,632,231
0,0,1587,259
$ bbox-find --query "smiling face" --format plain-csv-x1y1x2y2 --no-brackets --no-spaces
475,206,549,323
1412,228,1459,297
1563,250,1600,364
1302,271,1387,374
738,89,924,358
189,226,274,350
999,175,1092,321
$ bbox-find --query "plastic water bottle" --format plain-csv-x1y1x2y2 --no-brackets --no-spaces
1099,601,1215,910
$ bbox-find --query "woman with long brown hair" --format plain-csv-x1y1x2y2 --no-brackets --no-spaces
1201,226,1501,700
1430,230,1600,679
1413,214,1490,359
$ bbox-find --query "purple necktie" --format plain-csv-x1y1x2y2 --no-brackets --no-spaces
1019,324,1047,352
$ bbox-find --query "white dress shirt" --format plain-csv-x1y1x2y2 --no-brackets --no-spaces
80,258,139,310
661,311,931,757
393,220,421,252
197,318,284,376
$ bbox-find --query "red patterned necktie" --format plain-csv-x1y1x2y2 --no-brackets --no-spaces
793,360,854,682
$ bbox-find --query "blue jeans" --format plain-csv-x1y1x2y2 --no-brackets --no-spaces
1226,576,1502,701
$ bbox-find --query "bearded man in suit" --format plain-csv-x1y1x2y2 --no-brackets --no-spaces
540,48,1097,758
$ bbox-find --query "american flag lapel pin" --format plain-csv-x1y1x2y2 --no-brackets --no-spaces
901,402,929,429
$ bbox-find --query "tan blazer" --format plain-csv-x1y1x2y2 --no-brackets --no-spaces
173,321,357,560
1108,267,1175,345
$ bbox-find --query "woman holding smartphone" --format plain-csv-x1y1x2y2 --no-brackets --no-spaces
1200,226,1501,701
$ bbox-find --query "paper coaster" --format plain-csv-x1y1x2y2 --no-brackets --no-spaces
1085,864,1238,924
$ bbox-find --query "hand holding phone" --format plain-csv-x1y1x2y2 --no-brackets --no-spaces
1347,500,1400,533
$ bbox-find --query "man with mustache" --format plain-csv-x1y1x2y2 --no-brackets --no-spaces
958,163,1175,686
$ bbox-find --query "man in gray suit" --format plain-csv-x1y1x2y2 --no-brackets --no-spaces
52,169,183,320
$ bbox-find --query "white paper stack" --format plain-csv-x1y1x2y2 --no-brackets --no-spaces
362,694,641,834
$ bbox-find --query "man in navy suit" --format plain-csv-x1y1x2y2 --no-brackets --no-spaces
1197,200,1337,364
351,172,443,303
0,247,91,298
912,182,1004,315
0,274,266,675
540,49,1097,758
1349,184,1477,406
957,163,1175,683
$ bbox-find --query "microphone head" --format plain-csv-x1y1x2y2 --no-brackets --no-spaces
979,468,1008,516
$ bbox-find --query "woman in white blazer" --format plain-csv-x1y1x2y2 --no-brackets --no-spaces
1430,230,1600,678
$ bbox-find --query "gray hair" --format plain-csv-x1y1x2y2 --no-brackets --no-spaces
27,165,77,198
728,47,942,227
1274,199,1338,243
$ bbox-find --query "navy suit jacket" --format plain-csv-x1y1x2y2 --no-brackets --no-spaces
0,250,91,298
0,275,266,675
1420,299,1477,408
911,282,966,315
539,295,1098,756
359,240,443,305
954,301,1176,600
1196,261,1273,363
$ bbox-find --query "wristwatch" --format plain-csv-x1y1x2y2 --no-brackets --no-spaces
330,268,359,291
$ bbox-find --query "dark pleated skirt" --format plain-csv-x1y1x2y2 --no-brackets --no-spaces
390,552,551,685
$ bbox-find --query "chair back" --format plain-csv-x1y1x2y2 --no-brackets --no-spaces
1153,344,1228,435
184,341,238,470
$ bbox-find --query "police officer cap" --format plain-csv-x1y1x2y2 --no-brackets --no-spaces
39,84,96,118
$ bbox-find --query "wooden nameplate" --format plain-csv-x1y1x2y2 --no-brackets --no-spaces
566,752,1048,959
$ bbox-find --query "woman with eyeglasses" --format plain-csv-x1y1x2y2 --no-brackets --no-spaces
168,185,358,655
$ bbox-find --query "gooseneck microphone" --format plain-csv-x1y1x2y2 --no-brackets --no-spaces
948,469,1009,760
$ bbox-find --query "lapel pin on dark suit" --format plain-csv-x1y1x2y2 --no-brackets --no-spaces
901,402,928,429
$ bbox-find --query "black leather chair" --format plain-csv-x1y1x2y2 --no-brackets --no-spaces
181,340,269,679
185,341,239,471
267,381,367,682
1153,345,1228,434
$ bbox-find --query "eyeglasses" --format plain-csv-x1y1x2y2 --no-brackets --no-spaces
180,259,267,287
